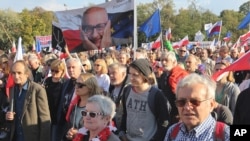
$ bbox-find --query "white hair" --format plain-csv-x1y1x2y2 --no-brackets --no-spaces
87,95,116,119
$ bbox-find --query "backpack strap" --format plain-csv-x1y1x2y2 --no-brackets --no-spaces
214,121,225,141
170,122,182,140
147,86,158,116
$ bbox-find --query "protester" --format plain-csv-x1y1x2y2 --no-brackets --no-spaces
200,48,215,76
177,46,188,64
119,59,170,141
164,73,230,141
118,52,130,67
108,63,129,130
65,73,102,140
184,54,202,74
6,60,51,141
214,60,240,115
94,59,110,95
57,58,82,141
158,51,189,125
27,53,44,84
43,59,67,141
72,95,119,141
216,46,233,63
233,86,250,124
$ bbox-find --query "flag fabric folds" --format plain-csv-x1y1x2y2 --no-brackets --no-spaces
194,30,204,42
204,23,212,31
139,9,161,38
54,0,134,52
179,35,189,47
165,28,172,40
152,34,161,49
209,38,216,52
172,35,189,49
207,21,222,37
223,31,232,42
238,12,250,30
240,31,250,42
11,41,16,53
212,50,250,81
52,22,66,52
14,37,23,62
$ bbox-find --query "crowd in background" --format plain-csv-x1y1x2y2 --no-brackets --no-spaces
0,43,250,141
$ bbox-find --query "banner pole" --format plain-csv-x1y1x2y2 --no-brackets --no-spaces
133,0,137,60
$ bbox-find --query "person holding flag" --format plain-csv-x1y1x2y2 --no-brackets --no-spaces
5,60,51,141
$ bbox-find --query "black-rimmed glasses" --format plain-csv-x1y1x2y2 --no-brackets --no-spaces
82,23,107,35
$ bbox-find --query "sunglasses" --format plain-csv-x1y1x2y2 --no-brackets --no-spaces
179,50,186,53
51,69,59,73
82,64,87,66
81,110,104,118
175,98,211,107
75,82,87,88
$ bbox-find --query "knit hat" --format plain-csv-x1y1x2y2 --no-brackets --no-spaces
130,59,153,76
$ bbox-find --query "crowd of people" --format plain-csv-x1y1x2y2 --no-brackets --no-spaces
0,42,249,141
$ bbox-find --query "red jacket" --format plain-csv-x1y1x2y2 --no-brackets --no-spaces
168,66,189,94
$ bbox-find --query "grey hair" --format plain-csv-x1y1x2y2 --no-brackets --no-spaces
108,63,127,73
87,95,116,119
161,51,177,62
28,53,39,61
176,73,216,99
66,58,82,69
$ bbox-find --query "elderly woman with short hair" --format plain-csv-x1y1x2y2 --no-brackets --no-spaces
65,73,102,141
73,95,120,141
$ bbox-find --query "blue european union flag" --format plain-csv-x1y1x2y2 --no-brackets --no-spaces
238,12,250,29
109,10,133,38
139,9,161,38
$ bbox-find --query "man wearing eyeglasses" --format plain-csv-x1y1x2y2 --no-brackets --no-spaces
164,73,230,141
72,6,111,52
177,46,188,64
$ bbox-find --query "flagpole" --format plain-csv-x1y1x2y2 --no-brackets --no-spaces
133,0,137,60
0,22,13,44
218,20,222,45
158,8,163,51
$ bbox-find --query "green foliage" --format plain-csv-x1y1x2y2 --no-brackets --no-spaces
0,7,54,52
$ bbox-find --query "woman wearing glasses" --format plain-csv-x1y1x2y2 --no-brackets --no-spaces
73,95,119,141
214,60,240,115
43,59,67,141
93,59,110,95
65,73,102,140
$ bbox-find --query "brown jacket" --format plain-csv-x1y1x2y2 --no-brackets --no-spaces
9,80,51,141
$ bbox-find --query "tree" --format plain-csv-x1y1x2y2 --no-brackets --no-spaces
0,9,21,51
239,1,250,15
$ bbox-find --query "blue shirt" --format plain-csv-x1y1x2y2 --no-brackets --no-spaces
14,81,28,141
164,115,230,141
